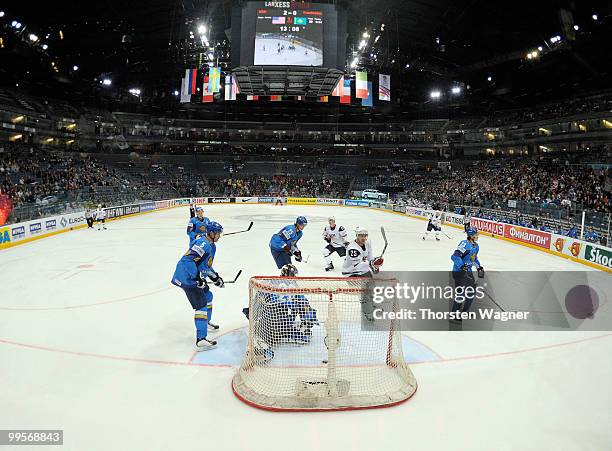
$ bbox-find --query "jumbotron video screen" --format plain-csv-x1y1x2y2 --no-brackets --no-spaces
253,6,323,66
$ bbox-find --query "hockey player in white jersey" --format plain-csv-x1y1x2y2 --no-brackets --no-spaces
342,227,384,277
95,204,107,231
322,216,349,271
422,211,442,241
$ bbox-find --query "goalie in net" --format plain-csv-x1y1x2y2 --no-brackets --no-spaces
232,270,418,411
241,264,319,363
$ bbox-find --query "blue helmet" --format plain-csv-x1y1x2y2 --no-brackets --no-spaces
195,206,204,213
207,221,223,234
466,227,478,237
296,216,308,226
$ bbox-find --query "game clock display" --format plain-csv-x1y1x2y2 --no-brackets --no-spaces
254,7,323,66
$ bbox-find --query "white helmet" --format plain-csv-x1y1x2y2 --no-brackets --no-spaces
328,216,336,221
355,226,368,236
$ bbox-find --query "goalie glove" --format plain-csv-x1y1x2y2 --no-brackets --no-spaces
477,266,485,279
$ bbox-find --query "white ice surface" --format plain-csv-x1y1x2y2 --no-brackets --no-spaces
1,204,610,451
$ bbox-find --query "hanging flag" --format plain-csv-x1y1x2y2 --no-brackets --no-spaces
224,75,237,101
181,71,190,96
362,81,373,107
208,67,221,93
379,74,391,101
356,71,368,99
331,77,343,97
340,78,351,104
319,96,329,103
247,95,259,101
179,77,191,103
202,76,213,103
232,76,240,96
270,95,282,101
190,68,198,94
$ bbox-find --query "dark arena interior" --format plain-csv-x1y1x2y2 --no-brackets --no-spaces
0,1,611,450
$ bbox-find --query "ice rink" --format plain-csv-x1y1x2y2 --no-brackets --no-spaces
1,204,611,451
254,37,323,66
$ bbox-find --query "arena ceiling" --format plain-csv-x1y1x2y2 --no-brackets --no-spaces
0,0,610,114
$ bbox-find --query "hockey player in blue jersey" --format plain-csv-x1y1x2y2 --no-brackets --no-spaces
269,216,307,269
172,221,225,351
450,227,485,321
187,206,210,246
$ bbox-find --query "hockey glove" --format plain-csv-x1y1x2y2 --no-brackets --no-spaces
372,257,384,268
283,244,291,254
324,236,332,243
369,260,380,274
477,266,485,279
461,264,471,273
294,250,302,262
196,277,208,289
209,272,225,288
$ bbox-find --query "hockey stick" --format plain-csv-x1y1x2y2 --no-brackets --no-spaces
224,221,253,236
377,226,388,259
441,230,452,239
224,270,243,284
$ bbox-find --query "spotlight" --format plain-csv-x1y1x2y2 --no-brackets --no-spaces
29,34,39,42
592,14,598,21
573,24,579,31
451,86,461,95
73,65,79,71
537,46,543,51
359,40,366,49
129,88,141,96
42,44,48,50
198,24,207,34
0,11,4,18
102,78,112,86
15,22,21,29
173,90,179,96
430,90,441,99
487,76,492,82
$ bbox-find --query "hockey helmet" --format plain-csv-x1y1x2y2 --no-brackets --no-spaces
466,227,479,237
280,264,299,277
207,221,223,234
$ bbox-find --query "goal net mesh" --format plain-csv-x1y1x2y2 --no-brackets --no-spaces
232,276,418,411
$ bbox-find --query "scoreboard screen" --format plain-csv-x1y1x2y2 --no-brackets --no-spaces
231,2,346,70
254,6,324,66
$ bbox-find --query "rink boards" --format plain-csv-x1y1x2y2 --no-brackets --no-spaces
1,195,610,272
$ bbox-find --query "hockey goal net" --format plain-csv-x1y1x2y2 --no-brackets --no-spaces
232,276,418,411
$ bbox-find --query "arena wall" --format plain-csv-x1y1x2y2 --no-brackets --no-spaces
1,196,610,272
